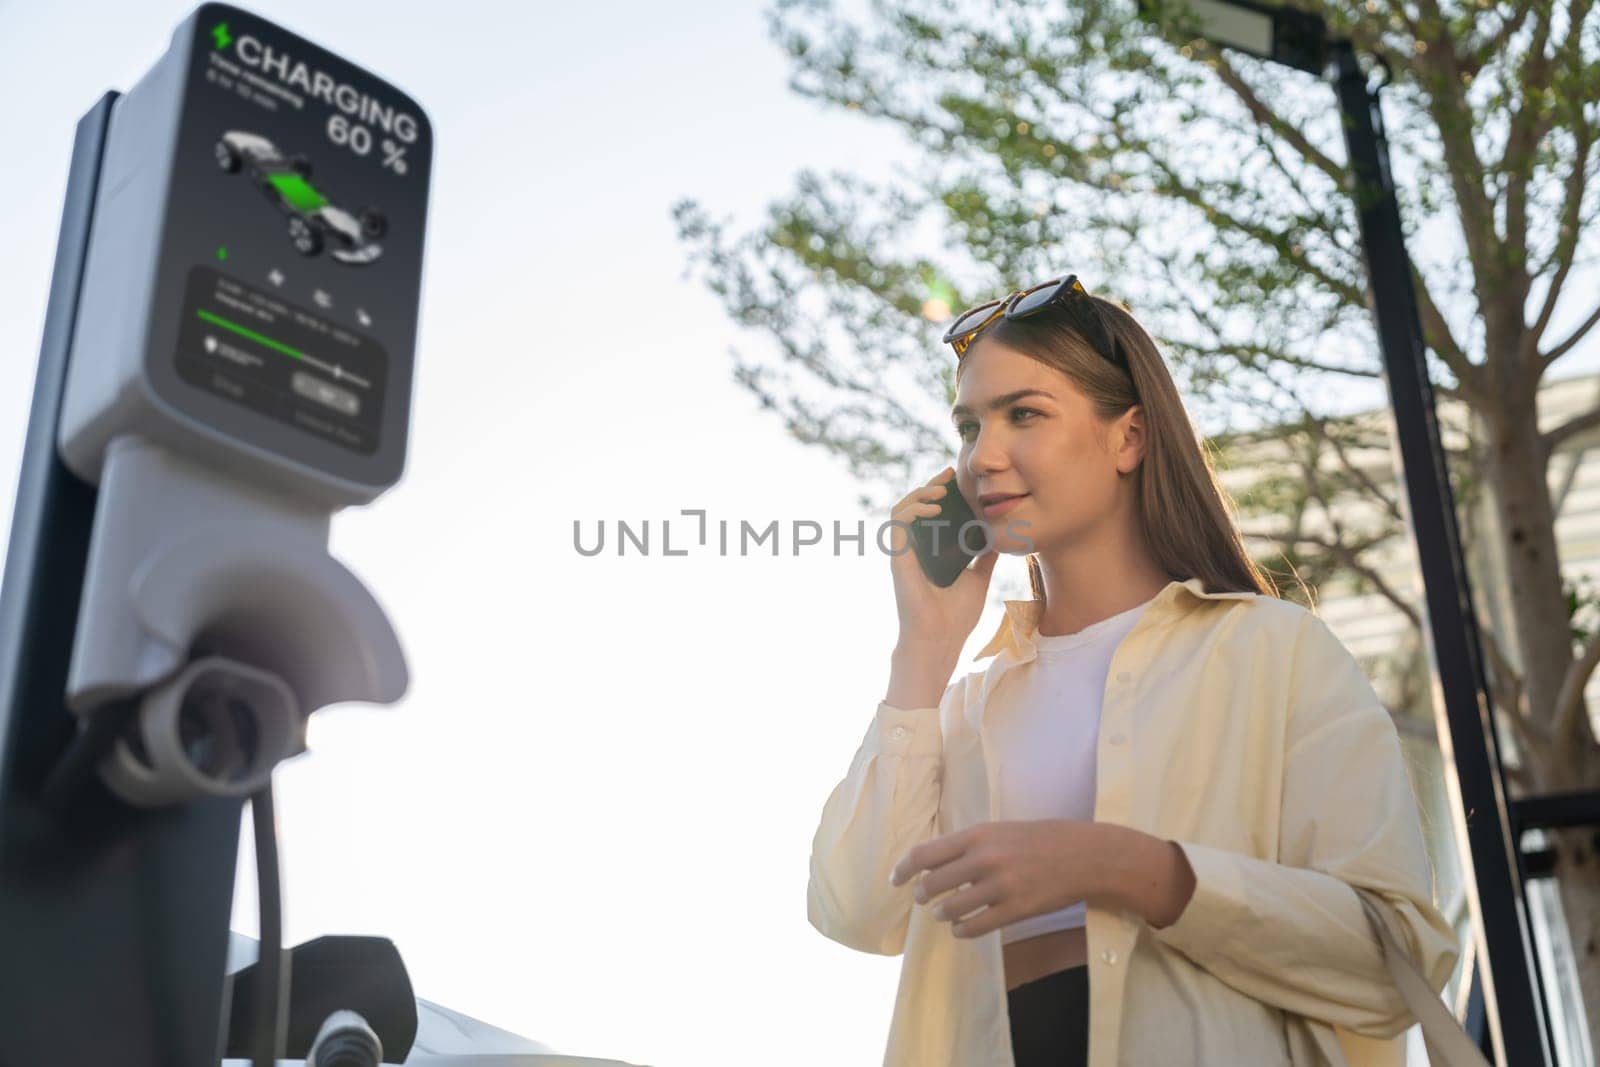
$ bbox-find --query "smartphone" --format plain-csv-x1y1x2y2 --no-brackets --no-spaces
909,476,990,587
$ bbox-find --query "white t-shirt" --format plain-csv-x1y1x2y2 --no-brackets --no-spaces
988,593,1158,944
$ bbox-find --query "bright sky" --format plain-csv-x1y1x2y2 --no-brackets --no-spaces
2,4,1596,1066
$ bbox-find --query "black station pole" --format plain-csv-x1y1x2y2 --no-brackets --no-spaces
1329,39,1556,1065
0,95,246,1067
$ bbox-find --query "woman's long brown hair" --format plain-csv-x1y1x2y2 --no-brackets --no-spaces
956,295,1292,605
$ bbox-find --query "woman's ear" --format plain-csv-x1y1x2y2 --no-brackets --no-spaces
1116,405,1146,476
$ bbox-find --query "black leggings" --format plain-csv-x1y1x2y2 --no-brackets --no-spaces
1006,963,1090,1067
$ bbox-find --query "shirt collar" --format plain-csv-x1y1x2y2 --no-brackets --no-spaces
972,574,1259,662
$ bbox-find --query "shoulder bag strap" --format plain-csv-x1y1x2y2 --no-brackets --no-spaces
1356,889,1491,1066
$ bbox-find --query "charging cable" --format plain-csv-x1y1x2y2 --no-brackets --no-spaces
308,1009,383,1067
251,781,285,1067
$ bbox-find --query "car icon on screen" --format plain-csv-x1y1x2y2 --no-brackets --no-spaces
215,131,386,266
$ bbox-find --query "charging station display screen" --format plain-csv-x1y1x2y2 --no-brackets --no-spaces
145,3,429,485
177,267,387,453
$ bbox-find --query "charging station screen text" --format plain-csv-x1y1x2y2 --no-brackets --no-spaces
176,266,387,454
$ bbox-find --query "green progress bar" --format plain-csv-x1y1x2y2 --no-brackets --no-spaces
196,308,304,361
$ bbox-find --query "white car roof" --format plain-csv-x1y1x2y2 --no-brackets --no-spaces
222,130,281,161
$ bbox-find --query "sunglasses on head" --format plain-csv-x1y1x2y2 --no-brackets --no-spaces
941,274,1126,370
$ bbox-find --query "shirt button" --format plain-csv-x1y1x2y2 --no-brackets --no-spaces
1116,671,1132,684
1101,948,1118,964
889,725,907,740
1108,732,1127,745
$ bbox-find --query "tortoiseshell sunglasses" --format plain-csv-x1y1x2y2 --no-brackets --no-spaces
941,273,1124,369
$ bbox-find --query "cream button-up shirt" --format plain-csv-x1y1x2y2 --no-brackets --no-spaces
807,576,1460,1066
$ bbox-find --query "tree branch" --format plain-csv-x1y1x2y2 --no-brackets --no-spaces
1227,343,1381,381
1552,626,1600,754
1525,2,1598,367
1549,381,1600,516
1462,4,1534,78
1495,1,1557,285
1478,624,1553,767
1281,376,1415,528
1409,259,1482,402
1311,412,1409,528
1209,52,1344,187
1404,0,1502,300
1291,413,1425,625
1351,0,1420,50
1523,121,1593,362
1211,93,1490,401
1541,406,1600,461
1243,109,1358,268
1241,524,1421,631
1552,447,1588,520
1142,154,1367,307
1540,300,1600,372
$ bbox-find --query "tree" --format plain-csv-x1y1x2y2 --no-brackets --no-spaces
674,0,1600,1040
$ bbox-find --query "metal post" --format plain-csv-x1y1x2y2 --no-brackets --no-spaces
1329,40,1557,1064
0,95,245,1067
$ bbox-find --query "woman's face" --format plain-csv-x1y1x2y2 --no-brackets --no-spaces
951,336,1143,557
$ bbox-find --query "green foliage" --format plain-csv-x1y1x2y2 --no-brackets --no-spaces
676,0,1600,609
1566,572,1600,648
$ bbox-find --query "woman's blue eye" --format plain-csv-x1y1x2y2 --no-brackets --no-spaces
955,408,1039,441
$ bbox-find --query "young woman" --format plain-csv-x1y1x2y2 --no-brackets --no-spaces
806,275,1460,1066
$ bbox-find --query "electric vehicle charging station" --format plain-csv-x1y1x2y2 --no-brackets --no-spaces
0,5,643,1065
57,0,427,808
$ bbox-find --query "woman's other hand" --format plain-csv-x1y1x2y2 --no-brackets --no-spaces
888,819,1197,935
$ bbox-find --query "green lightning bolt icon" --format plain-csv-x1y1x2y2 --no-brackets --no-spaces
211,22,232,50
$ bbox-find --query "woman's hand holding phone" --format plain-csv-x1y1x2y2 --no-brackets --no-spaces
884,466,999,708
